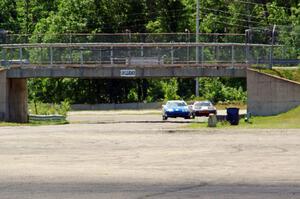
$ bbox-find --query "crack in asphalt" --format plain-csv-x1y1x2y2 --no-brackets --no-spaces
230,145,289,154
137,183,208,199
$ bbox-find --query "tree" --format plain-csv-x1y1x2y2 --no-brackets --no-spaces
0,0,19,32
16,0,58,34
146,0,188,32
2,0,298,105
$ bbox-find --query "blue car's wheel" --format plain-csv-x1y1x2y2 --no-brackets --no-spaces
162,115,168,120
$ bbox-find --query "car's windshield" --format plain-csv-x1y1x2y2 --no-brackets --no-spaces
195,102,212,107
167,102,187,107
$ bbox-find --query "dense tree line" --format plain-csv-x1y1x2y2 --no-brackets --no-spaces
1,0,299,34
1,0,299,104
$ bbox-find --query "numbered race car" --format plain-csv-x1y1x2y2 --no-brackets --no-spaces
190,100,217,117
162,100,193,120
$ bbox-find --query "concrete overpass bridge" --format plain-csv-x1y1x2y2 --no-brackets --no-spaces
0,33,299,123
1,42,268,78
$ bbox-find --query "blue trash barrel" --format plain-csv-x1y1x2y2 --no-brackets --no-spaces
226,108,240,125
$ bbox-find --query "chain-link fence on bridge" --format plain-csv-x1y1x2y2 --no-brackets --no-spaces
247,26,300,64
0,43,275,68
0,30,299,68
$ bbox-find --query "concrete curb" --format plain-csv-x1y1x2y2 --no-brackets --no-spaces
71,102,163,111
29,114,65,121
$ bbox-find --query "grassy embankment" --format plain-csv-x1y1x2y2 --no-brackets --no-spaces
189,105,300,129
190,67,300,129
259,67,300,82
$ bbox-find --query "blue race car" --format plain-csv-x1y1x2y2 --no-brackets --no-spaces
162,100,193,120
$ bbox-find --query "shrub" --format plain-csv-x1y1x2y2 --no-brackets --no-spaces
29,100,71,116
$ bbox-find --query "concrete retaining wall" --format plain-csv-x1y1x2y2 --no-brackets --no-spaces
71,102,162,111
247,69,300,116
0,69,7,121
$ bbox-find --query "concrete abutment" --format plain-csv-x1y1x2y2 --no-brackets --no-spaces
0,69,28,123
247,69,300,116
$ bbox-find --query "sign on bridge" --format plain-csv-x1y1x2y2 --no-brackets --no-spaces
120,69,136,77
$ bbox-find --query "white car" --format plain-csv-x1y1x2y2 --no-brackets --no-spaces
190,101,217,117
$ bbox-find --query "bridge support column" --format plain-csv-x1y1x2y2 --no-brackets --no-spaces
0,69,8,121
0,69,28,123
8,78,28,123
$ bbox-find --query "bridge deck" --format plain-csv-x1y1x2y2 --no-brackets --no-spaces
0,42,296,78
6,63,247,78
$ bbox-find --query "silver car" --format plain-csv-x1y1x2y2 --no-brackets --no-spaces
190,101,217,117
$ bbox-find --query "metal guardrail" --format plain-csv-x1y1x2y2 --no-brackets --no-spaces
0,42,283,68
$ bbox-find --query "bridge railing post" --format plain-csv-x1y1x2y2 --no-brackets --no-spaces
171,46,174,64
269,25,276,69
216,45,219,63
158,46,161,65
231,45,235,67
201,45,204,67
19,47,22,67
245,44,250,66
140,45,144,57
1,48,7,67
80,47,83,66
68,48,72,64
110,46,113,65
39,47,42,65
99,48,102,65
49,46,53,66
245,29,250,66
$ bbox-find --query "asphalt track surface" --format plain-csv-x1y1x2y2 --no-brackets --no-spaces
0,111,299,199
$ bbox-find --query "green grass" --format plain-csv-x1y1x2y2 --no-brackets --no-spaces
259,67,300,83
187,105,300,129
0,122,24,127
0,101,72,126
215,101,246,110
28,101,70,116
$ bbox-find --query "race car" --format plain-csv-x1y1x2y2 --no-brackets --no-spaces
162,100,193,120
190,101,217,117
